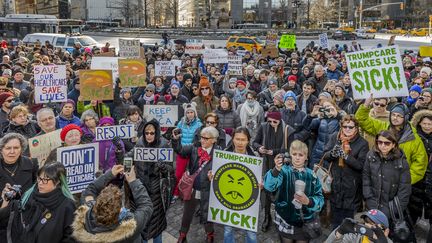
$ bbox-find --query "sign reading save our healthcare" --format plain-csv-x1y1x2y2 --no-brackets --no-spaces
208,150,263,232
279,34,296,49
57,143,99,194
95,124,136,141
143,105,178,127
133,148,174,162
345,45,409,99
34,65,68,104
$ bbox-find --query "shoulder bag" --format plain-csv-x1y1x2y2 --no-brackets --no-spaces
178,161,209,201
313,157,332,194
389,197,411,241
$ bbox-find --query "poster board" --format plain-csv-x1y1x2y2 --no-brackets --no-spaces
79,70,114,101
33,65,68,104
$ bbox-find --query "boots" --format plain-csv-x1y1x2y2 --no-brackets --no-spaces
261,203,272,232
206,231,214,243
177,232,187,243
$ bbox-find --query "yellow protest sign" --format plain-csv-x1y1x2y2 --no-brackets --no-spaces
279,35,296,49
419,46,432,57
79,70,114,101
118,59,147,87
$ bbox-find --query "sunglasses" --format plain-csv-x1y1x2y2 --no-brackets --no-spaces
268,120,279,124
201,87,210,91
377,140,392,146
145,132,155,135
342,125,356,130
146,90,154,93
373,102,386,107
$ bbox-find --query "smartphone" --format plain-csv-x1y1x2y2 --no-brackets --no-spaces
354,224,374,238
123,157,133,173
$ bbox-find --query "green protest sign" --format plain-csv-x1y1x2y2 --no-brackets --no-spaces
279,34,296,49
345,45,409,99
208,150,262,232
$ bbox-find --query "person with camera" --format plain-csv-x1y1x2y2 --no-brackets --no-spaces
72,164,153,243
0,162,76,243
264,140,324,243
325,209,392,243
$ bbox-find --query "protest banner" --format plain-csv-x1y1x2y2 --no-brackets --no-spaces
227,55,243,75
185,39,204,55
95,51,115,57
29,129,62,166
95,124,136,141
345,45,409,99
208,150,262,232
261,46,278,58
265,30,278,46
133,148,174,162
119,38,140,58
203,49,228,64
155,61,176,76
57,143,99,194
118,59,147,87
279,34,296,49
91,56,120,82
33,65,67,104
319,33,329,49
79,70,114,101
143,105,178,127
419,46,432,57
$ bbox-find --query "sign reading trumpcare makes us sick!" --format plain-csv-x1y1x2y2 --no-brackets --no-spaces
208,150,263,232
133,148,174,162
346,45,409,99
95,124,136,141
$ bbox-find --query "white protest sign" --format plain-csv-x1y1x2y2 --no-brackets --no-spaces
134,148,174,162
208,150,262,232
57,143,99,194
345,45,409,99
319,33,329,49
33,65,67,104
203,49,228,64
228,55,243,75
185,39,204,55
172,59,182,69
28,129,62,166
95,124,136,141
236,50,247,57
91,56,120,82
119,38,140,58
143,105,178,127
155,61,176,76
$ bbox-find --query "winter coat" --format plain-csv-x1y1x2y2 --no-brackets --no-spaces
0,156,38,196
77,101,111,119
165,94,189,120
281,107,306,135
296,94,318,114
323,133,369,210
176,117,202,145
361,109,390,149
56,114,81,129
112,84,134,123
193,126,228,149
214,107,241,133
237,102,265,141
191,96,219,121
258,88,275,111
336,95,357,115
180,86,194,101
97,133,125,172
309,75,328,96
74,170,153,243
325,228,393,243
362,150,411,218
355,104,428,184
326,68,344,81
5,120,40,139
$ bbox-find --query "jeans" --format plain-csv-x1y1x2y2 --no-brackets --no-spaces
143,234,162,243
223,226,257,243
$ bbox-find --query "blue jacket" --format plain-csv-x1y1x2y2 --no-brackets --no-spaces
177,118,202,145
56,114,81,129
326,68,344,81
264,166,324,224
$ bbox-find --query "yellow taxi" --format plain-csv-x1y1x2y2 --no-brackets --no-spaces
388,28,408,35
410,28,430,36
226,36,265,52
338,26,355,32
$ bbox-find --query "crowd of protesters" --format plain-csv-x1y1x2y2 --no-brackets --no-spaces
0,35,430,243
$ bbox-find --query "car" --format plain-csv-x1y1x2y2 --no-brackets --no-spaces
410,28,430,36
387,28,408,35
353,29,375,39
22,33,104,52
333,30,357,40
226,35,265,52
337,26,355,32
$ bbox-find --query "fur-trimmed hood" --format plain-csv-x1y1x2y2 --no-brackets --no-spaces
72,205,137,243
411,109,432,128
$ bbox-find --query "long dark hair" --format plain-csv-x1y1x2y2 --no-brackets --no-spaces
374,130,401,157
232,127,251,146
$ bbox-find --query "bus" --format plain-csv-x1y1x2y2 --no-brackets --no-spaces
83,20,120,30
0,14,83,39
234,23,268,29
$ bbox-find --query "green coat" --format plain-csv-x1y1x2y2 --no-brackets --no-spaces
355,104,428,184
77,101,111,118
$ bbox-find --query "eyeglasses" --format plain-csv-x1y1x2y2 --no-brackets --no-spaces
192,87,198,90
145,90,154,93
201,87,210,91
268,120,279,124
37,177,52,184
377,140,392,146
342,125,356,130
200,136,213,140
145,132,155,135
215,74,221,76
373,102,386,107
206,121,216,125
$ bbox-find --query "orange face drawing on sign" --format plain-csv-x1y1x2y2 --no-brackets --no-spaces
118,59,147,87
79,70,113,101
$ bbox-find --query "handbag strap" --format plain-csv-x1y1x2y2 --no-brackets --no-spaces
284,124,289,150
193,160,209,176
389,197,404,221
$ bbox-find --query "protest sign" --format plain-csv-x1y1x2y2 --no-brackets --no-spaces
208,150,262,232
155,61,176,76
279,34,296,49
345,45,409,99
118,59,147,87
134,148,174,162
33,65,67,104
266,30,278,46
143,105,178,127
419,46,432,57
57,143,99,194
203,49,228,64
227,55,243,75
236,50,247,56
261,46,278,58
79,70,114,101
95,124,136,141
95,51,115,57
29,129,62,166
172,59,182,69
119,38,140,58
185,39,204,55
319,33,329,49
91,56,120,82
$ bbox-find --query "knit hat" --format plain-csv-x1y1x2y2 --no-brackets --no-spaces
409,84,422,94
335,83,346,93
229,78,237,84
199,76,210,89
361,209,389,229
422,88,432,96
146,84,156,92
268,79,277,86
99,116,115,126
421,67,432,76
182,102,197,117
60,99,76,110
267,111,281,121
60,124,82,141
390,103,408,121
171,80,181,89
13,69,23,76
236,79,247,87
287,75,297,82
0,92,13,107
2,69,12,76
283,91,297,103
319,92,332,100
183,73,193,81
273,90,286,102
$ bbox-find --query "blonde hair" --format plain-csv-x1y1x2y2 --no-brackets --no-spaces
9,105,29,119
290,140,308,155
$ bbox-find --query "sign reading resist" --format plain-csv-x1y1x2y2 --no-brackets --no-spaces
95,124,136,141
134,148,174,162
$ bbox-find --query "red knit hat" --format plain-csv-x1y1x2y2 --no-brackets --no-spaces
236,80,247,87
288,75,297,82
60,124,83,141
199,76,210,89
0,92,13,107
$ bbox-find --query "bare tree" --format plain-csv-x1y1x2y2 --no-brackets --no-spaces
309,0,337,28
113,0,138,27
164,0,179,28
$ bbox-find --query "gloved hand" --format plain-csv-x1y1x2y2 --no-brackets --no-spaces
112,136,123,151
370,227,388,243
337,218,356,235
330,144,344,159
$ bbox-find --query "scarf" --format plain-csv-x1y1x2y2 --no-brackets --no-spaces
233,88,247,104
239,101,260,127
198,147,211,166
338,130,358,167
123,116,143,132
143,94,155,104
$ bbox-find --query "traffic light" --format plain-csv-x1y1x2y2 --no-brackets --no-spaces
400,3,404,10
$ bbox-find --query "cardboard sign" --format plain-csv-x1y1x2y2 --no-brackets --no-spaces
155,61,176,76
260,46,278,58
185,39,204,55
28,129,62,166
266,30,278,46
79,70,114,101
119,38,140,58
319,33,329,49
133,148,174,162
95,124,136,141
91,57,120,82
33,65,67,104
118,59,147,87
419,46,432,57
57,143,99,194
279,34,296,49
143,105,178,127
228,55,243,75
345,45,409,99
208,150,263,232
203,49,228,64
95,51,115,57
